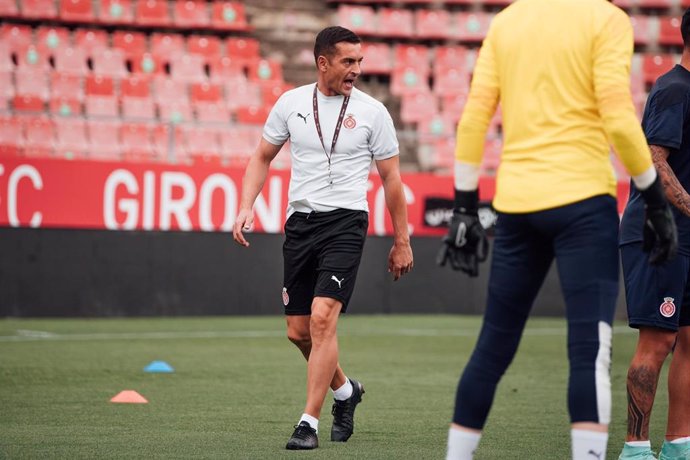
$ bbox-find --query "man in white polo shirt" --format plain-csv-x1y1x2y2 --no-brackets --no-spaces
232,26,413,450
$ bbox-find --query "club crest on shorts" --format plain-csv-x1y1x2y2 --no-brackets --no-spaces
282,287,290,306
343,114,356,129
660,297,676,318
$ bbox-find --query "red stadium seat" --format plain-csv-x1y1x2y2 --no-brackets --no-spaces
391,66,430,96
377,9,414,39
434,67,471,96
394,45,430,74
74,29,109,56
0,115,23,157
87,119,122,160
400,92,438,124
415,9,451,40
35,26,71,54
121,122,155,161
86,75,115,96
418,114,454,140
247,59,283,83
169,54,208,83
659,16,684,47
453,12,492,42
236,105,270,125
210,1,250,31
434,46,470,73
86,95,119,117
60,0,95,22
360,42,392,75
151,32,185,58
336,5,377,36
642,53,676,84
122,96,155,119
158,102,192,123
226,37,260,65
638,0,672,8
98,0,133,23
20,0,58,19
174,0,210,28
0,0,19,17
51,73,84,99
260,81,292,106
130,52,165,77
15,69,49,100
23,116,55,157
92,49,128,79
225,80,261,110
13,95,45,112
1,24,33,53
54,117,88,158
112,31,148,59
16,46,51,72
181,125,221,164
135,0,171,26
195,101,230,123
154,77,188,104
190,82,222,103
50,73,84,116
220,125,258,162
187,35,223,59
630,15,655,47
441,92,468,123
54,47,89,76
50,97,83,116
209,56,246,83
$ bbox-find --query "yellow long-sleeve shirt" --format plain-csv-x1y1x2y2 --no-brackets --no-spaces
456,0,652,213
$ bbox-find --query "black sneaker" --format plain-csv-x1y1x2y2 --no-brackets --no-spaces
285,421,318,450
331,379,365,442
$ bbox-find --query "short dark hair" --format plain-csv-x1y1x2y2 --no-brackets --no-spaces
682,8,690,47
313,26,361,64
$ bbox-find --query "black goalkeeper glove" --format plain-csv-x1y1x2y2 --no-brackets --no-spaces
437,189,489,277
640,175,678,265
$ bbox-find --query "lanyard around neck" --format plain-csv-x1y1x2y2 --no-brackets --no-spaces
312,84,350,179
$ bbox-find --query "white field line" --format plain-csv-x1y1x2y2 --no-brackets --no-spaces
0,326,635,343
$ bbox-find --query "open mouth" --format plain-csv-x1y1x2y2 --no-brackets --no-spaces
343,79,355,90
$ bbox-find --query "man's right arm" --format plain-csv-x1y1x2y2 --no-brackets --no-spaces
651,144,690,216
232,138,283,247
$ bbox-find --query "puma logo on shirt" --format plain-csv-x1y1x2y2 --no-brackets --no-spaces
297,112,311,124
331,275,344,288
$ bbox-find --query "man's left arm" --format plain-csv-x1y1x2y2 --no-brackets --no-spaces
375,155,413,281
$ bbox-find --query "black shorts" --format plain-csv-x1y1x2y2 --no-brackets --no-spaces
282,208,368,315
621,243,690,331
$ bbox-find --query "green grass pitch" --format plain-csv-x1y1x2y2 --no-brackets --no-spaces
0,315,672,459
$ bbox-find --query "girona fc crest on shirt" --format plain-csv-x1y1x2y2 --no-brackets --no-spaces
343,114,356,129
660,297,676,318
282,287,290,306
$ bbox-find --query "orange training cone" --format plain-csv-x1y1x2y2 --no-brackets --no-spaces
110,390,148,404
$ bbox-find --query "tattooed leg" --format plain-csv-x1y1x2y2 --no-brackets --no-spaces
625,327,676,442
666,326,690,440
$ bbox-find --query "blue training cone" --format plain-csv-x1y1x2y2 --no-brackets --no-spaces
144,360,174,373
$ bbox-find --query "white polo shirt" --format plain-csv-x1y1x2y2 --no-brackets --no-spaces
263,83,399,217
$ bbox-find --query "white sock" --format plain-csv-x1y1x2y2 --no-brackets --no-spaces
298,414,319,433
625,440,651,448
572,429,608,460
669,436,690,444
446,427,481,460
333,378,353,401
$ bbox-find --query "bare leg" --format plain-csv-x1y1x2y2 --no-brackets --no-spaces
286,313,347,392
666,326,690,440
625,327,676,441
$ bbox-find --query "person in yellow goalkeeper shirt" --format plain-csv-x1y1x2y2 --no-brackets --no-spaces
437,1,678,459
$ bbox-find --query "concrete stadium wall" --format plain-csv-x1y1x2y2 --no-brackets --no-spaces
0,228,627,318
